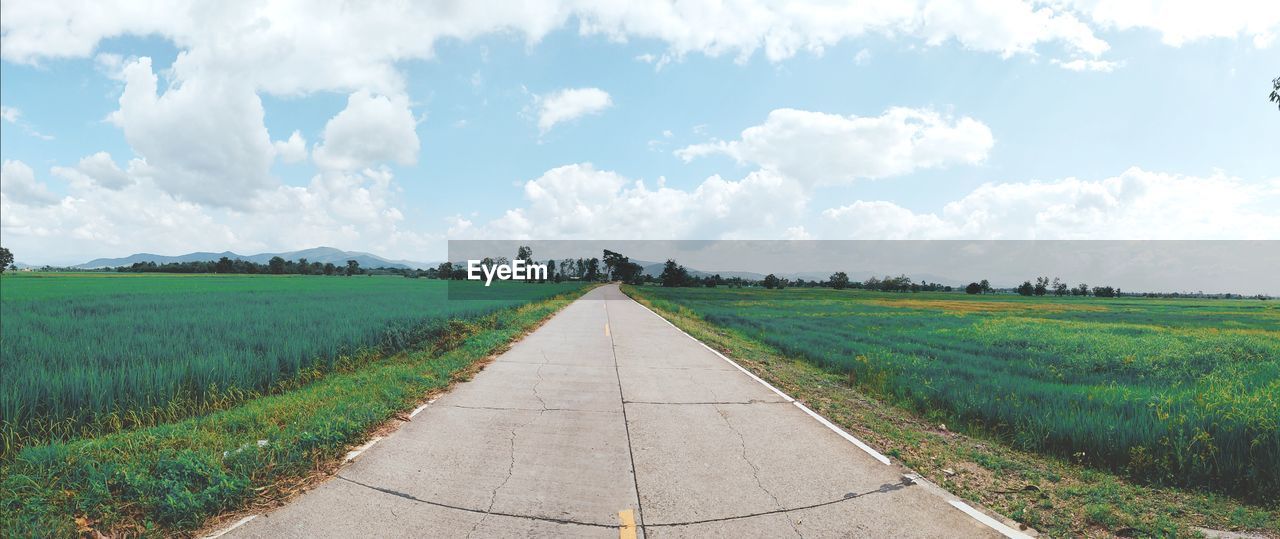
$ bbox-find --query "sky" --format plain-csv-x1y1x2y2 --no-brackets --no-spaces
1,1,1278,266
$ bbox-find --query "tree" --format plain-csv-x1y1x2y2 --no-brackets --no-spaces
268,256,286,275
979,279,991,294
1053,277,1068,296
345,259,361,276
516,246,533,282
0,246,13,273
829,271,850,290
659,259,691,287
1074,283,1089,296
1034,276,1049,296
1271,76,1280,111
297,257,309,275
323,262,336,276
965,282,982,294
1017,280,1034,296
213,256,233,274
436,262,453,280
762,274,783,289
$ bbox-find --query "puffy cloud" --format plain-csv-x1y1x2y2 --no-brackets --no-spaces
820,168,1280,239
456,163,806,240
0,1,1136,74
273,130,308,164
114,57,275,207
1,160,60,206
1070,0,1280,48
1052,58,1122,72
677,108,993,188
312,91,419,172
50,152,133,189
533,88,613,134
0,105,19,123
0,160,434,265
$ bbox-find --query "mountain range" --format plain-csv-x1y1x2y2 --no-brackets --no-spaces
75,247,433,270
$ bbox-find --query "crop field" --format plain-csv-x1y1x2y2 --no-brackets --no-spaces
627,286,1279,501
0,273,584,453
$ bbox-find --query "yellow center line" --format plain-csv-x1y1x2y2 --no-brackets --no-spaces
618,509,636,539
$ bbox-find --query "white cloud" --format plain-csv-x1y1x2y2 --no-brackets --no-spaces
853,48,872,65
50,152,132,190
454,163,806,240
1,160,434,265
2,1,1174,75
1,105,19,123
820,168,1280,239
533,88,613,134
273,130,308,164
312,91,419,172
1053,58,1122,72
676,107,994,188
1070,0,1280,48
115,57,275,208
1,160,60,206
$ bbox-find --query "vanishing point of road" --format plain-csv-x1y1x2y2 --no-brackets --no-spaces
226,284,1027,538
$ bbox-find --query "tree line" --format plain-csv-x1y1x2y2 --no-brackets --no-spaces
116,256,371,276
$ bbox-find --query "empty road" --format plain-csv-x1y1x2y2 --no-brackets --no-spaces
227,284,1021,538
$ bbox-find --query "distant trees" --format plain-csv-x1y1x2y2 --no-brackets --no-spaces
762,274,784,289
659,259,692,287
345,259,361,276
297,257,310,275
829,271,850,290
1074,283,1089,296
436,262,453,280
1053,277,1068,296
323,262,337,276
965,282,983,294
602,249,644,284
215,256,234,273
1017,280,1035,296
980,279,991,294
1033,276,1049,296
268,256,286,274
0,246,12,273
516,246,534,282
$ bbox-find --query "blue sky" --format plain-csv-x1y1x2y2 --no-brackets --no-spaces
1,2,1277,265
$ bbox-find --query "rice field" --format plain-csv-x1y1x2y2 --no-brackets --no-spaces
628,286,1280,501
0,273,583,453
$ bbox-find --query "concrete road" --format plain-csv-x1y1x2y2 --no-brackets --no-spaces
227,284,1018,538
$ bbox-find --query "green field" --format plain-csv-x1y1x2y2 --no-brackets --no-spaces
626,286,1280,501
0,273,583,454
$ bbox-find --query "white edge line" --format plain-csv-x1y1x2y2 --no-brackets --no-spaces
204,514,257,538
343,436,383,462
636,301,793,402
950,500,1032,539
793,401,891,465
629,296,899,466
409,397,439,419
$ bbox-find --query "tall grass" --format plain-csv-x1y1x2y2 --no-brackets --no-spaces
0,273,582,454
631,286,1280,501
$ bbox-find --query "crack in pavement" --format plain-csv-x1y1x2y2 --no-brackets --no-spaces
465,411,546,538
715,405,803,538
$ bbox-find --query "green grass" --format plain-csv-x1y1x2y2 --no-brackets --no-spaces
0,281,592,537
0,273,584,455
623,287,1278,537
624,286,1279,502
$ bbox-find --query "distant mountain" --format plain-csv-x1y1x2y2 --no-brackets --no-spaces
76,247,432,270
